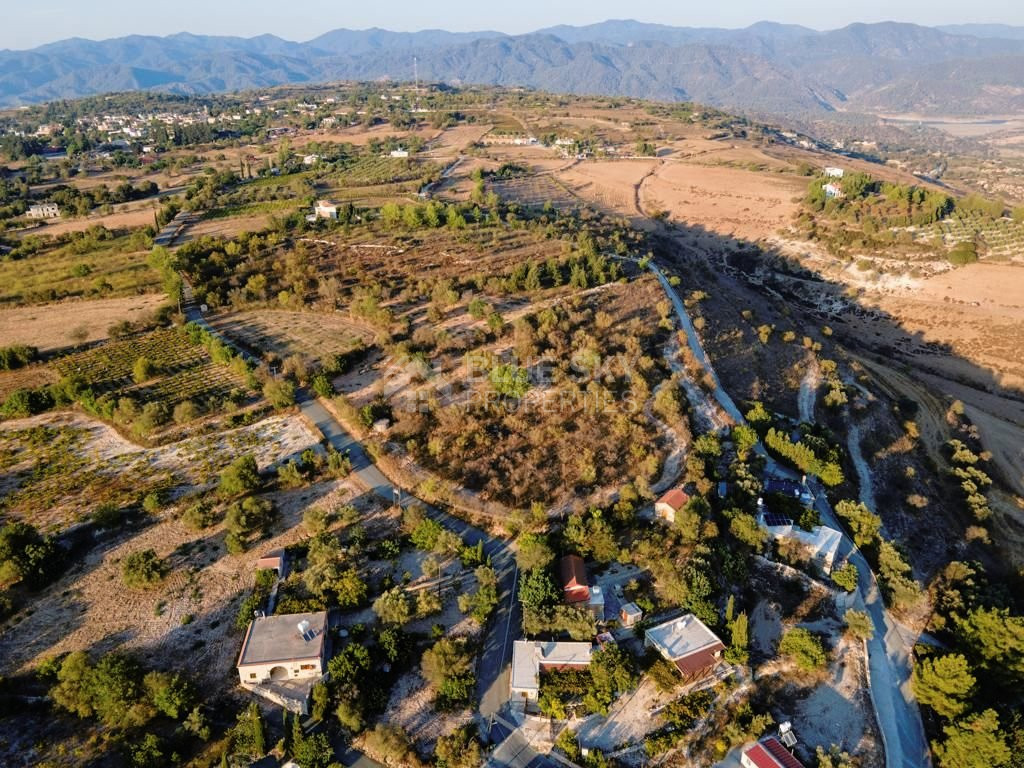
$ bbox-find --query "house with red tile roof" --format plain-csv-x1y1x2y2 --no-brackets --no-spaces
559,554,590,604
741,737,805,768
654,488,689,524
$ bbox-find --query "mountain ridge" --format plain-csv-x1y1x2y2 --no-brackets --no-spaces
3,20,1024,116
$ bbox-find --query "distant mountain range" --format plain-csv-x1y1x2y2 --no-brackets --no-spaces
3,20,1024,116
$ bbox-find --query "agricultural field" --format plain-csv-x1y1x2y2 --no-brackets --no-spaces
206,309,373,368
920,209,1024,262
0,293,167,352
53,327,249,413
0,228,160,306
332,157,439,187
487,174,579,210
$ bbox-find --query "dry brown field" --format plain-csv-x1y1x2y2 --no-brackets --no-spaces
557,159,658,216
16,206,157,238
0,294,166,351
643,162,806,239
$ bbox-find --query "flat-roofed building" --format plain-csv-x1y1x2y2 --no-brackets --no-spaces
510,640,593,702
237,611,327,685
27,203,60,219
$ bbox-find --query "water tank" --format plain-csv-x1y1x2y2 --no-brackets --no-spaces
297,619,311,636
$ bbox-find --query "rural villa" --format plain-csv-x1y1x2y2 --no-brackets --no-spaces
237,611,329,713
654,488,689,524
509,640,593,703
644,613,726,684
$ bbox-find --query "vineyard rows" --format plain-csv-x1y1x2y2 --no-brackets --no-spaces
53,328,245,407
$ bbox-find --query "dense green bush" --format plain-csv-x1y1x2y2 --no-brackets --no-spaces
121,549,168,588
778,627,827,670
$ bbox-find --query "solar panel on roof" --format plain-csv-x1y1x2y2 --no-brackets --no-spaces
764,513,793,527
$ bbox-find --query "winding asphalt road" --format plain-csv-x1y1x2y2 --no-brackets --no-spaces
636,255,930,768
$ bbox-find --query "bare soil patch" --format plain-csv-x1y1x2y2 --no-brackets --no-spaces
206,309,374,367
558,160,658,216
644,163,805,240
0,294,166,351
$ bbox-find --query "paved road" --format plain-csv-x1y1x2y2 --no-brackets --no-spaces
809,481,930,768
637,252,930,768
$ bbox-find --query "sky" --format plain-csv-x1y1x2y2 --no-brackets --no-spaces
4,0,1024,50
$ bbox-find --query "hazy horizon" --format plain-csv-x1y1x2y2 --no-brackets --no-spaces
4,0,1024,51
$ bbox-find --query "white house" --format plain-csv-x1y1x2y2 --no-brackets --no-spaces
27,203,60,219
236,611,328,687
823,183,843,199
654,488,689,524
644,614,725,684
757,498,842,575
302,154,321,166
314,200,339,220
389,148,410,158
510,640,593,702
823,167,844,178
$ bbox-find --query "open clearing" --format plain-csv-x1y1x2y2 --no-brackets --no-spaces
207,309,374,366
0,294,166,351
0,410,321,531
643,163,806,240
826,262,1024,393
558,159,657,216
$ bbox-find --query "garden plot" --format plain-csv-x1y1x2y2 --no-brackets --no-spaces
207,310,373,367
0,411,320,531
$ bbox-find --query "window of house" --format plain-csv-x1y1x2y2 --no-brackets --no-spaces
300,664,315,670
249,673,256,679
